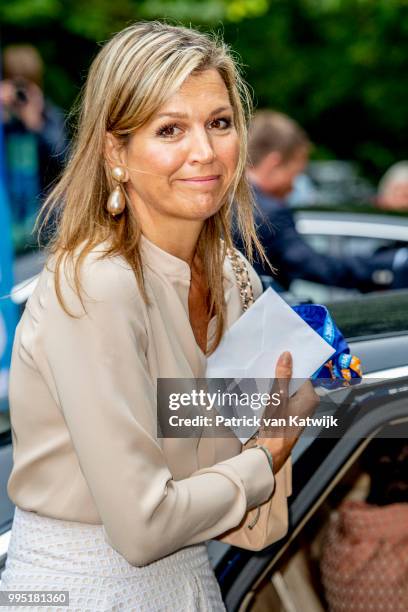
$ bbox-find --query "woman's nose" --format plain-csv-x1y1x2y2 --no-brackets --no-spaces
188,128,215,164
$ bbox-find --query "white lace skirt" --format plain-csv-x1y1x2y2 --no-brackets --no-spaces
0,506,226,612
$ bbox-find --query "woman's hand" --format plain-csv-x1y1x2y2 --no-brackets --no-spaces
254,351,319,474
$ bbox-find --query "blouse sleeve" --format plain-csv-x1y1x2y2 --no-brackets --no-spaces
35,255,275,566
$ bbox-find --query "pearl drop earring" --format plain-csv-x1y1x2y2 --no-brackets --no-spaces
107,166,126,216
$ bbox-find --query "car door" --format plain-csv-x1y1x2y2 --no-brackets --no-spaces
210,290,408,610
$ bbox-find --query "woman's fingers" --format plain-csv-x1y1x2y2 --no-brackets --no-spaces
285,380,320,439
291,380,320,417
263,352,293,426
274,350,292,401
263,353,320,436
275,351,292,379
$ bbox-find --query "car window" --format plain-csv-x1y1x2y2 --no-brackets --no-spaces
341,236,401,257
327,290,408,339
290,279,359,303
302,233,344,258
294,229,408,303
303,233,404,258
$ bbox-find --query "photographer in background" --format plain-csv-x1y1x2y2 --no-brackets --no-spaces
0,44,67,248
237,110,408,293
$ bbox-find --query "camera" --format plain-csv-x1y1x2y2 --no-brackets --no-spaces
12,78,28,105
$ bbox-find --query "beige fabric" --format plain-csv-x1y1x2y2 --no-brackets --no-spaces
214,452,292,551
7,235,291,566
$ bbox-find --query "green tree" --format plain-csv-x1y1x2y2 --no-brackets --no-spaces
1,0,407,180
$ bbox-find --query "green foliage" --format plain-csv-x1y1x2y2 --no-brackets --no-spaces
1,0,407,181
226,0,270,21
139,1,224,23
0,0,271,35
223,0,408,179
0,0,61,23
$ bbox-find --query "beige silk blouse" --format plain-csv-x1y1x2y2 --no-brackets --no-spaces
7,235,291,566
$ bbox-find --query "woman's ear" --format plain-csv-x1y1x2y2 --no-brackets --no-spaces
104,132,129,180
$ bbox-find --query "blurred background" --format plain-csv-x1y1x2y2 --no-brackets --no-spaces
1,0,408,246
1,0,408,248
3,1,408,170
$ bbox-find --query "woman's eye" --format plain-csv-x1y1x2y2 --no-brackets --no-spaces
156,123,182,138
209,117,232,130
155,117,232,137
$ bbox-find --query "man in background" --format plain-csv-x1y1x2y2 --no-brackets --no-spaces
240,110,408,292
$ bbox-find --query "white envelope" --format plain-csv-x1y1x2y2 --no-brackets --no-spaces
206,287,335,440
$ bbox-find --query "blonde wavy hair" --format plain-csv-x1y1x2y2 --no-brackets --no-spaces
38,20,266,354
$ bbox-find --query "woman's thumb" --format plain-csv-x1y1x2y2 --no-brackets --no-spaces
275,351,292,379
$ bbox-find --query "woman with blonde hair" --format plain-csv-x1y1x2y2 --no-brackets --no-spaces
0,21,317,610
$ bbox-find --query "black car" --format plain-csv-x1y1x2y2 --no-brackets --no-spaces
209,289,408,611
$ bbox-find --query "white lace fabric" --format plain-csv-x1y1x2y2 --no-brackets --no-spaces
0,507,226,611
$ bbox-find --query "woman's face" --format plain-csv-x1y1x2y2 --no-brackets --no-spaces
121,69,240,227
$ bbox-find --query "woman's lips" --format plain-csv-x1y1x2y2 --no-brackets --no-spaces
178,175,220,183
